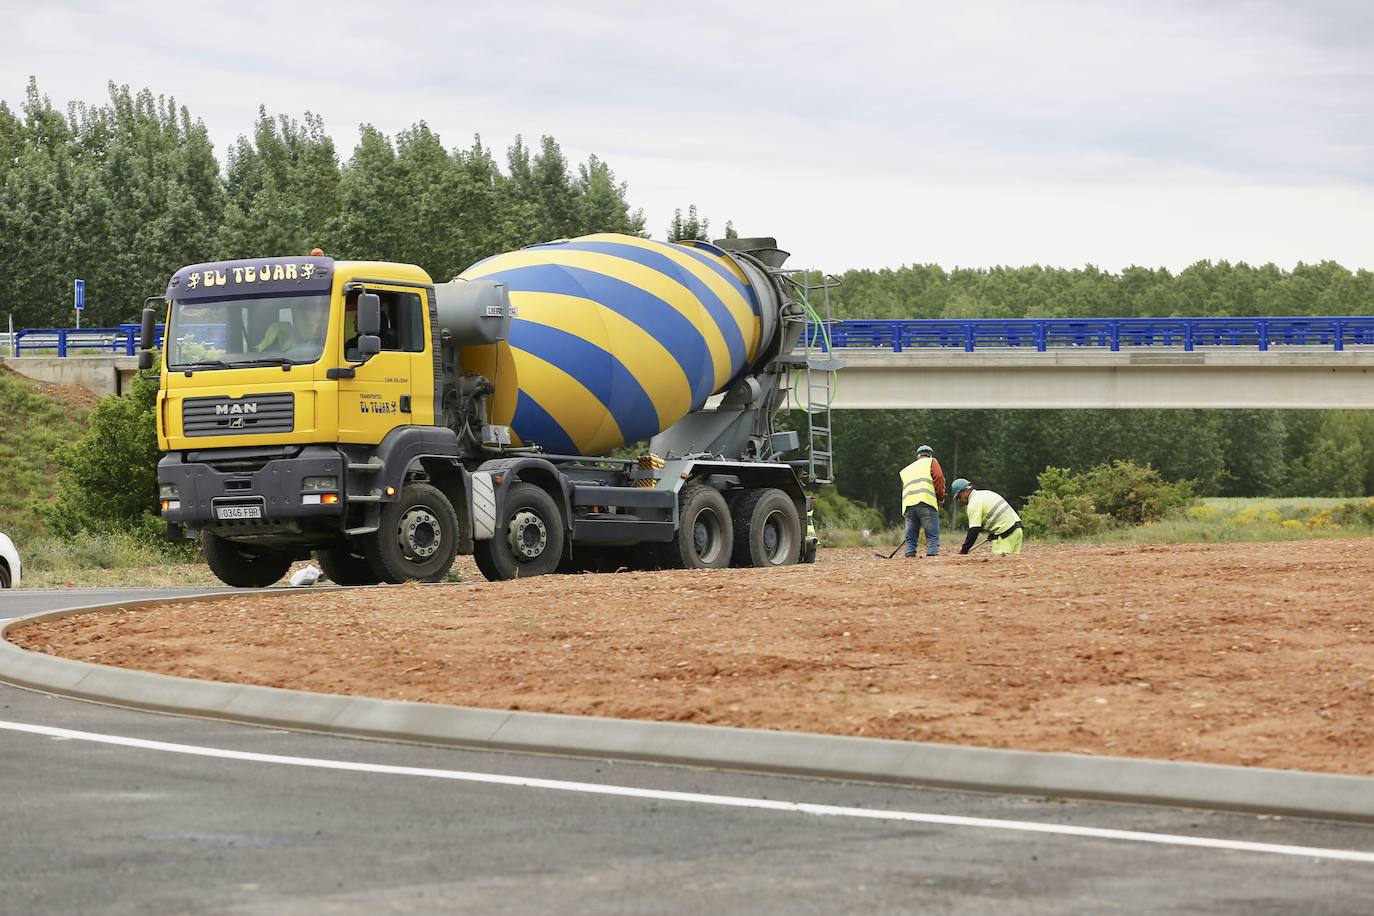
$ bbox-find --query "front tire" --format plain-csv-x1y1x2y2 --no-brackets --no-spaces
364,483,459,583
202,532,293,588
659,483,733,569
473,482,565,581
316,544,383,586
731,488,801,567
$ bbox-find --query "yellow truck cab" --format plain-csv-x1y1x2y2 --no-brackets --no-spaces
155,254,477,586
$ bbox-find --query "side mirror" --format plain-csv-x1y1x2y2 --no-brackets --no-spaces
140,305,158,351
357,292,381,336
138,349,155,370
358,334,381,357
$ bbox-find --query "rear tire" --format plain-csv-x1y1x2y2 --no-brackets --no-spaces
658,483,733,569
731,488,801,568
203,532,293,588
316,544,383,586
0,563,11,588
472,482,565,581
363,483,459,583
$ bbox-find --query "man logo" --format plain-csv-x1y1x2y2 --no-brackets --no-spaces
215,402,259,415
229,417,245,428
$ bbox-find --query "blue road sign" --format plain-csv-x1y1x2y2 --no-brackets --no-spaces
74,278,85,310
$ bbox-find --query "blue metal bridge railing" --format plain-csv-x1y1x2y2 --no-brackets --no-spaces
12,317,1374,358
803,317,1374,352
12,324,166,357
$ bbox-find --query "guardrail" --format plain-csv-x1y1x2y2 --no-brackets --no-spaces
13,317,1374,358
804,317,1374,352
12,324,165,357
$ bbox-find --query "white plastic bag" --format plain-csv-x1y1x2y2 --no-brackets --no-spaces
289,564,322,587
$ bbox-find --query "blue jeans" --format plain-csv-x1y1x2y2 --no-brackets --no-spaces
904,504,940,557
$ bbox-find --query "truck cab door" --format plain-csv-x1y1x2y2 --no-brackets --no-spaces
336,285,432,443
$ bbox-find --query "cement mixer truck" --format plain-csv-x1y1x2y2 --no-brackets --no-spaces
141,233,839,587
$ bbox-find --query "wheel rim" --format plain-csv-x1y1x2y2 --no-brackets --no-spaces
398,505,441,559
692,507,724,564
508,510,548,560
762,509,792,564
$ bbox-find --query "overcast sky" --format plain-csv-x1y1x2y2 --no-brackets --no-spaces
4,0,1372,272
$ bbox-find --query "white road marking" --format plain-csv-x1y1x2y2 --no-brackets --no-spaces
3,719,1371,863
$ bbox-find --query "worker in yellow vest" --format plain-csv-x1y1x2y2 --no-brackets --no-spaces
951,478,1024,555
899,444,945,557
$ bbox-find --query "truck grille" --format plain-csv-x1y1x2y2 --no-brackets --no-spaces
183,393,294,437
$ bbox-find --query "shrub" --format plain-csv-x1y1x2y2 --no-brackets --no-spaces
1021,460,1194,537
811,484,884,533
1305,509,1338,530
1330,497,1374,527
39,371,162,541
1079,460,1195,526
1021,466,1113,537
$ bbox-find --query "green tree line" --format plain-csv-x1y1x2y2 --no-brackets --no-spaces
824,408,1374,522
822,261,1374,320
0,78,644,328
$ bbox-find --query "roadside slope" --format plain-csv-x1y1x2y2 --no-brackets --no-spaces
0,368,94,541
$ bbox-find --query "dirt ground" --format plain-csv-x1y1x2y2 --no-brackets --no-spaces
2,365,102,411
11,540,1374,775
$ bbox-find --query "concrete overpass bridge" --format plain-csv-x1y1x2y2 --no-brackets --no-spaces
4,317,1374,409
804,317,1374,410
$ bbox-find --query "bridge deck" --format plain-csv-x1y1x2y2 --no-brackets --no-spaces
829,347,1374,409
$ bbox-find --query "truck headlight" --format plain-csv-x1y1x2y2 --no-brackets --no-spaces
301,476,338,492
159,483,179,498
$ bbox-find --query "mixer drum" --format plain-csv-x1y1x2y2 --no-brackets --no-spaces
456,233,765,455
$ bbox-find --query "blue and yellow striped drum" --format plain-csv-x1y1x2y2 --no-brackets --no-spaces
457,233,764,455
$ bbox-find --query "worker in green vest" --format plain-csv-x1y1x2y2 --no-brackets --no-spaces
951,478,1024,555
899,444,945,557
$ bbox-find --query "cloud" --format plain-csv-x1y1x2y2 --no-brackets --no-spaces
3,0,1372,271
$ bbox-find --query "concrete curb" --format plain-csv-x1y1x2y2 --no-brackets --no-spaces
4,594,1374,823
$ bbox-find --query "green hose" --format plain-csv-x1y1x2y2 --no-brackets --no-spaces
789,276,838,411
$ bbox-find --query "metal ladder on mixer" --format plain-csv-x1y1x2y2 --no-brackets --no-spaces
782,274,842,485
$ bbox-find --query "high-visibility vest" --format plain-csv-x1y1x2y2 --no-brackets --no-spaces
899,457,938,511
966,489,1020,535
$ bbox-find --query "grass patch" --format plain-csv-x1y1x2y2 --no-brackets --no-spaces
15,530,207,587
0,369,92,543
821,497,1374,549
1049,496,1374,545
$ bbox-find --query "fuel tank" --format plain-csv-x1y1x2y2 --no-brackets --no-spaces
454,233,774,455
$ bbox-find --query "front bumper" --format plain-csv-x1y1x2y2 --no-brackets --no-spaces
158,445,345,538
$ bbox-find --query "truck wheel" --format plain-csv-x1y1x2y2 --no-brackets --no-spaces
316,545,383,586
0,563,10,588
659,483,733,569
473,482,565,581
731,488,801,567
364,483,459,583
202,532,293,588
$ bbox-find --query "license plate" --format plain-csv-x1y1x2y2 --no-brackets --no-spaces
216,505,262,520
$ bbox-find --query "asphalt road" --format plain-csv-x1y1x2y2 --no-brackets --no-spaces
2,588,1373,915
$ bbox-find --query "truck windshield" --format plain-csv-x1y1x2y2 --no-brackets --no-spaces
166,295,332,369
